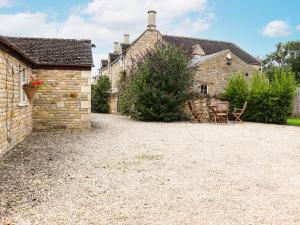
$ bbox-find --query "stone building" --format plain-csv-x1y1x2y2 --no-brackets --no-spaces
100,10,261,113
0,36,93,155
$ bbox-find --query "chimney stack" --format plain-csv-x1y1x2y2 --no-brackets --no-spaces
147,10,157,30
123,34,130,44
113,42,119,53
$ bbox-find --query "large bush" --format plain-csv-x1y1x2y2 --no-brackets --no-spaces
91,76,111,113
223,69,296,124
245,73,270,122
222,73,249,113
119,43,193,121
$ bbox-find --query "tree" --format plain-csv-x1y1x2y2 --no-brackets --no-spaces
119,43,193,121
263,41,300,83
91,76,111,113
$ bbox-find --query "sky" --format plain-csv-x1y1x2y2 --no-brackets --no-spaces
0,0,299,76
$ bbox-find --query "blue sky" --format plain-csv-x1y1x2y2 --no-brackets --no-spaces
0,0,299,74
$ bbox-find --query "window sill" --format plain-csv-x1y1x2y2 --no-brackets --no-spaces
18,103,29,107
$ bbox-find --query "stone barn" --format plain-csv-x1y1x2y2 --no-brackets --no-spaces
0,35,93,155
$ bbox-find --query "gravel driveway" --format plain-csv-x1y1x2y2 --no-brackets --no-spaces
1,113,300,224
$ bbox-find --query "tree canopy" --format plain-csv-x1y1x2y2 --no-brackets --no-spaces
263,41,300,83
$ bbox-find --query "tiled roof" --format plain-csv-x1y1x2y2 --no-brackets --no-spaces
162,35,261,65
3,36,93,67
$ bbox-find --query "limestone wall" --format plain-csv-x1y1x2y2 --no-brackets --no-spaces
125,29,162,69
0,49,33,155
33,69,91,131
193,51,256,96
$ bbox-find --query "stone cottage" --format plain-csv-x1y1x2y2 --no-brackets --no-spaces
100,10,261,113
0,36,93,155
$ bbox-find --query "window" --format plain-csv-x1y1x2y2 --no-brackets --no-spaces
200,84,208,96
19,68,27,104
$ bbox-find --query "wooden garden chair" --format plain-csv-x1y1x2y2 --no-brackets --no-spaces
233,101,247,121
188,101,202,122
216,101,229,123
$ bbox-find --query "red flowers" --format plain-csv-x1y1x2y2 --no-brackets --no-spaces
31,80,44,87
23,77,47,90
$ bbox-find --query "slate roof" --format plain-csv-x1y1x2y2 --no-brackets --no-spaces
162,35,261,65
189,51,224,67
2,36,93,68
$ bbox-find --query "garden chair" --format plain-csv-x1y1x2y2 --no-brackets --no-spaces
233,101,247,121
188,101,202,122
216,101,229,123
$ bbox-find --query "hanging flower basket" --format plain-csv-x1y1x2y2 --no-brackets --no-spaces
23,75,47,104
23,86,37,103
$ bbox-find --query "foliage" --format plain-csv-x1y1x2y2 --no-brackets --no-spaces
222,73,249,113
269,69,297,123
245,73,270,122
263,41,300,83
91,75,111,113
119,43,193,121
223,69,296,124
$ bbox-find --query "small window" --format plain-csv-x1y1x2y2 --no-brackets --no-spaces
19,69,27,104
200,84,208,96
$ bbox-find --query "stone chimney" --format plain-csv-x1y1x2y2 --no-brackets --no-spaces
147,10,157,30
113,42,119,53
123,34,130,44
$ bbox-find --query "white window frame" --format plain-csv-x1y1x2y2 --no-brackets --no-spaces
200,84,208,96
19,68,28,105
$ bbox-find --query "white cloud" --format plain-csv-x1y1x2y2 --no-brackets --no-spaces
0,0,12,7
297,24,300,30
262,20,291,38
0,0,214,76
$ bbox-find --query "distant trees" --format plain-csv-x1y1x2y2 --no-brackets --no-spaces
263,41,300,83
91,76,111,113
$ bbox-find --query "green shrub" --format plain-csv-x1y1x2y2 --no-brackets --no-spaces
245,73,270,122
223,69,296,124
222,73,249,113
91,76,111,113
119,43,193,121
269,69,296,123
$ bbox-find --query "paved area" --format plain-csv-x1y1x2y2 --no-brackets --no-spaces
1,114,300,224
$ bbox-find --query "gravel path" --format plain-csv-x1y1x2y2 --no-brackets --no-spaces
1,113,300,224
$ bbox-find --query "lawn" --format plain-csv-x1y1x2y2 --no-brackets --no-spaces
287,118,300,126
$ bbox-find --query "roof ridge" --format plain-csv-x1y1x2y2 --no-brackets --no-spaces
162,34,233,44
4,35,91,42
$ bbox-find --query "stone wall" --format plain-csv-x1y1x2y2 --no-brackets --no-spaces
0,49,33,155
33,69,91,131
185,98,211,122
193,50,257,96
125,29,162,69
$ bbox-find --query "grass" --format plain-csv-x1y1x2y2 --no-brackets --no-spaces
136,154,163,161
287,118,300,126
